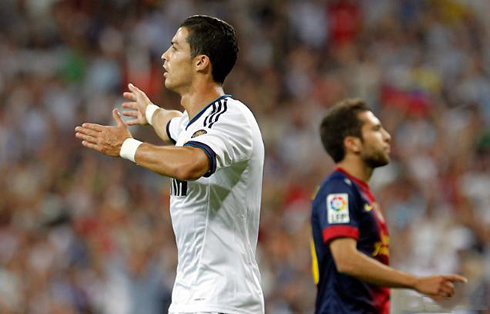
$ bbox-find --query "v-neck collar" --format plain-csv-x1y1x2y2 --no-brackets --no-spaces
186,94,231,130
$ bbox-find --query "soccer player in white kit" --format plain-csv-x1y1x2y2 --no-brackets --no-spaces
75,15,265,314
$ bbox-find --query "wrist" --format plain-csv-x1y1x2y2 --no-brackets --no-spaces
407,274,420,290
145,104,159,126
120,138,142,162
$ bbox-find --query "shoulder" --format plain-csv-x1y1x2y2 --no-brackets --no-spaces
226,97,261,133
314,172,358,203
168,111,189,132
202,96,257,130
226,97,252,114
215,96,255,121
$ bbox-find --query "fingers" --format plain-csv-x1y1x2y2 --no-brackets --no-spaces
112,109,126,127
122,110,138,117
444,274,468,283
81,140,101,152
126,119,140,126
125,84,141,100
81,123,104,132
443,280,455,291
75,132,97,143
75,125,100,146
128,83,141,93
75,126,99,136
122,102,138,109
439,281,455,297
123,92,136,101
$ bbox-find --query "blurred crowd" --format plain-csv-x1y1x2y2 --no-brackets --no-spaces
0,0,489,313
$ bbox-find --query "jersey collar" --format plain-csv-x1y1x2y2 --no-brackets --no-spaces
186,94,231,130
335,167,370,190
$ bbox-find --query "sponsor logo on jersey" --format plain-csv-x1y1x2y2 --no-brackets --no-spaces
327,193,350,223
364,203,373,211
372,234,390,257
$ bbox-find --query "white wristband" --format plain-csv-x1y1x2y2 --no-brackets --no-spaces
145,104,159,126
120,138,142,162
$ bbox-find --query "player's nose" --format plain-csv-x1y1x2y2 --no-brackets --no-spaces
383,128,391,143
161,49,169,63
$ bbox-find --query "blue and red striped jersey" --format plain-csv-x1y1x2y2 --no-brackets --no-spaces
311,167,390,314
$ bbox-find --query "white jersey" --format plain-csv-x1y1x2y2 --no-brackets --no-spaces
165,95,265,314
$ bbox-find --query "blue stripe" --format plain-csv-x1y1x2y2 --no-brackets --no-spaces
208,99,228,128
186,94,231,130
204,103,218,127
166,119,176,145
184,141,217,177
206,100,222,128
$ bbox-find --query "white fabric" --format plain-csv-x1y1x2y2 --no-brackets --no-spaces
170,312,222,314
119,138,142,162
166,96,265,314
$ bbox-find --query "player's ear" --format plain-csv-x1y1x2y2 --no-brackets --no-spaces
344,136,361,154
194,55,210,72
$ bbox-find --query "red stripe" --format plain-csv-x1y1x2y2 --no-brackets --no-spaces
335,167,369,189
323,226,359,243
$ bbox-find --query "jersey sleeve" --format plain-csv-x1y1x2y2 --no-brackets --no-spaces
166,113,187,145
183,103,253,177
312,179,360,244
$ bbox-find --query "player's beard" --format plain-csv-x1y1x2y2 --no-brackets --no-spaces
361,149,390,169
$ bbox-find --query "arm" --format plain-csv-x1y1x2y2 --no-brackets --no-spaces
330,238,467,297
122,83,182,144
149,107,181,143
75,109,209,181
134,144,209,181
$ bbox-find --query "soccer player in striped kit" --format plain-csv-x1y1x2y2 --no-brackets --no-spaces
311,99,467,314
75,15,265,314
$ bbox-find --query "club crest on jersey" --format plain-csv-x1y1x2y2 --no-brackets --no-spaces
327,193,350,223
191,129,207,138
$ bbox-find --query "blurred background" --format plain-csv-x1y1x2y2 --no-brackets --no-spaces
0,0,489,313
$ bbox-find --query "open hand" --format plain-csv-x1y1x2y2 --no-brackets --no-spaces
75,109,132,157
122,83,155,125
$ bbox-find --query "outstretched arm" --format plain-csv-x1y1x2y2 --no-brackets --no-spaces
330,238,467,298
122,83,182,144
75,109,209,181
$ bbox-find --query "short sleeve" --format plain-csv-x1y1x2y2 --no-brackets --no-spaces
166,113,187,145
184,101,253,177
312,179,360,244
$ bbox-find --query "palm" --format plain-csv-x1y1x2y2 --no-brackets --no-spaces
121,83,153,125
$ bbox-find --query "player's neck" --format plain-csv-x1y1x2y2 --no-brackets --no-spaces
180,81,224,120
336,157,373,183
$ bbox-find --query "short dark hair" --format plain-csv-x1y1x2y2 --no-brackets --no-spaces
181,15,239,84
320,99,370,163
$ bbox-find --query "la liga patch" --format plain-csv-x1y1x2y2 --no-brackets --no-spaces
327,193,350,224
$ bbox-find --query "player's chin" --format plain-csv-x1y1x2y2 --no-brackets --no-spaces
382,153,391,165
164,79,173,90
365,154,390,168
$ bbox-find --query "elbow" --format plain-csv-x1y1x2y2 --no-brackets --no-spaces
330,238,360,276
333,254,358,276
176,170,202,181
335,259,355,275
173,163,205,181
171,146,211,181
